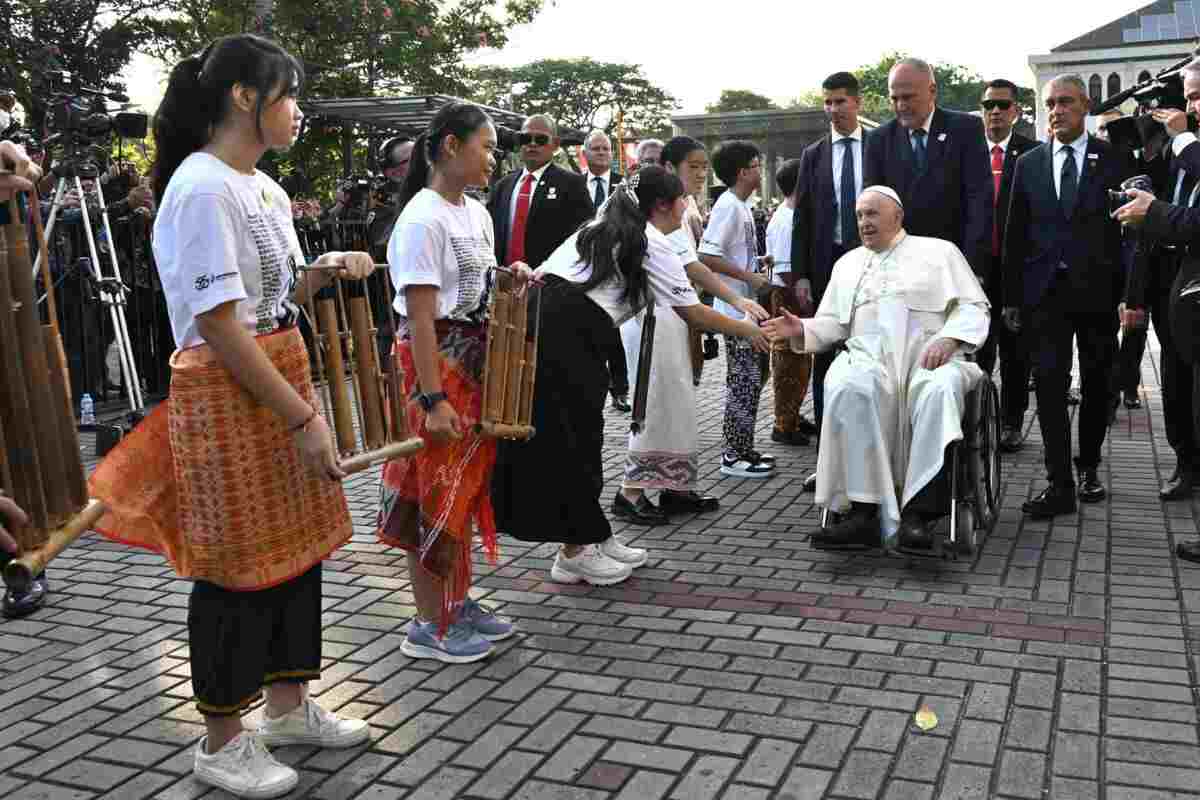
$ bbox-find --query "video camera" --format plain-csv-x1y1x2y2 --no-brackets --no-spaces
1094,52,1197,160
36,70,148,160
338,174,389,215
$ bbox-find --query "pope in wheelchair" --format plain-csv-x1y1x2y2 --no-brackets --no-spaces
765,186,991,553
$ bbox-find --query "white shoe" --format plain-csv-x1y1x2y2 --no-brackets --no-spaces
193,732,298,799
599,535,647,567
720,454,774,478
551,545,633,585
256,699,370,749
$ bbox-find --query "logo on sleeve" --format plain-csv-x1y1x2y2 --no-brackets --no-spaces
194,271,239,292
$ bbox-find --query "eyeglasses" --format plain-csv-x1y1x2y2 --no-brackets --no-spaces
520,133,552,147
981,100,1014,111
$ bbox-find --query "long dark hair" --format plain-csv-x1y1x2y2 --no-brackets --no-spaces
151,34,303,204
575,166,685,305
396,102,492,213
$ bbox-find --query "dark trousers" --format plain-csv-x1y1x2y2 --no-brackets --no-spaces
977,311,1033,428
811,350,836,427
1158,258,1199,468
606,326,629,396
1028,276,1118,486
1115,325,1147,398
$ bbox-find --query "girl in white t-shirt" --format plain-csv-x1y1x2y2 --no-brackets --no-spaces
87,34,371,798
492,167,768,587
379,103,532,664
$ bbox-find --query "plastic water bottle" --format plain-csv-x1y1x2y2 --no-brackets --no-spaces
80,394,95,425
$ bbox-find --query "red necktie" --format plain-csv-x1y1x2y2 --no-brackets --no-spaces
506,173,535,266
991,145,1003,257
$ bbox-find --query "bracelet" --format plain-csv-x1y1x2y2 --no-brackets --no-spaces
287,408,317,434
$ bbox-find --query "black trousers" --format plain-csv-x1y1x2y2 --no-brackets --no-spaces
1158,257,1200,469
811,350,837,427
1028,275,1118,486
1114,325,1147,398
606,326,629,396
977,311,1033,428
188,563,322,717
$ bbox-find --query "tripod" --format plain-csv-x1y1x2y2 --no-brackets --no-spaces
32,159,145,416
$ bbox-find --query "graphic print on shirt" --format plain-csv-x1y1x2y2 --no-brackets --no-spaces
246,207,298,333
449,234,491,323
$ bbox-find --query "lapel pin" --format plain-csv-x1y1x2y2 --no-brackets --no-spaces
547,187,558,199
937,133,947,142
1087,153,1099,160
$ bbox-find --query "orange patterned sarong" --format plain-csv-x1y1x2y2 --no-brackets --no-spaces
88,327,352,590
378,322,498,632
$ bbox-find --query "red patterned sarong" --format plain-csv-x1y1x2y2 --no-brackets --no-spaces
377,321,498,632
88,327,352,590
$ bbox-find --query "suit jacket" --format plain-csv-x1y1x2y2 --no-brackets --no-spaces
487,163,594,268
1002,135,1132,312
864,108,994,273
790,130,873,304
1141,193,1200,362
1126,139,1200,307
984,132,1039,305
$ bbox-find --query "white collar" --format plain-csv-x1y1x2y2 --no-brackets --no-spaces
986,134,1012,153
588,171,609,183
1053,130,1088,156
910,110,935,136
520,163,552,182
831,125,863,142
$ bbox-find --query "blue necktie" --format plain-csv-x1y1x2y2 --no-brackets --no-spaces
593,177,605,210
1059,146,1077,219
911,129,927,173
839,138,857,245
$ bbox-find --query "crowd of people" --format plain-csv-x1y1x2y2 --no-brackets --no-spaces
3,31,1200,799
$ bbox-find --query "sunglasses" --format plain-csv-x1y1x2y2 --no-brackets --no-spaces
519,133,552,147
981,100,1014,111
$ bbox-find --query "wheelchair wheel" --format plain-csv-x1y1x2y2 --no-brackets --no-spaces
966,378,1002,533
954,500,978,555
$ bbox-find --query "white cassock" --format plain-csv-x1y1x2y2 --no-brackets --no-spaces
792,232,990,548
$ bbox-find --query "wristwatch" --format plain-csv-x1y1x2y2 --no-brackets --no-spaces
418,391,448,412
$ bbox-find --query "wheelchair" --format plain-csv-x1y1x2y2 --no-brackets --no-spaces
819,374,1002,559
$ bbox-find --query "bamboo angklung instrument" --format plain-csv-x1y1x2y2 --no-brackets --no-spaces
299,263,423,473
0,175,107,593
478,266,540,440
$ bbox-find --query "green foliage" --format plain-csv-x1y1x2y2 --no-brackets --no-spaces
705,89,778,114
466,58,678,138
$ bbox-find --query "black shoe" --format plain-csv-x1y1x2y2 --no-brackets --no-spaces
1123,393,1142,410
1022,484,1077,518
897,514,935,550
659,490,720,514
771,429,810,446
1077,468,1106,503
1066,389,1080,406
802,472,817,492
611,492,666,525
1177,540,1200,564
1160,467,1195,501
811,508,878,550
795,417,819,436
2,573,48,619
998,426,1023,453
611,394,631,413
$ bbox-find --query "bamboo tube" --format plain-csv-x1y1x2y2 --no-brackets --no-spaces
385,348,408,441
518,339,536,426
0,409,12,496
3,499,108,593
477,421,536,440
316,296,356,454
501,290,527,424
483,280,512,424
338,438,423,474
30,188,58,334
45,328,87,510
0,226,49,532
348,293,385,450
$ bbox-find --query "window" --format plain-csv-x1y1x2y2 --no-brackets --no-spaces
1088,74,1102,104
1107,73,1121,97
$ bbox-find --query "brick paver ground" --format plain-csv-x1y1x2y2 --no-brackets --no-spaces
2,334,1199,800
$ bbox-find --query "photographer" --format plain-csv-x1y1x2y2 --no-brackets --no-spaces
1115,63,1200,558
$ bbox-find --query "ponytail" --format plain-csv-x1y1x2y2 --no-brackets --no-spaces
395,102,492,214
151,34,303,204
395,131,431,213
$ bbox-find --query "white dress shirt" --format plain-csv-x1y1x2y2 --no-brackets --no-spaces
587,170,611,205
1171,131,1199,203
986,134,1012,162
831,125,864,245
508,162,551,231
1052,130,1088,199
909,110,935,151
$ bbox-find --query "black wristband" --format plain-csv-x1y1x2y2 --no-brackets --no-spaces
418,391,448,412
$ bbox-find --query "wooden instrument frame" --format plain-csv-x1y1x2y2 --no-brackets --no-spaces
477,266,540,440
298,263,424,473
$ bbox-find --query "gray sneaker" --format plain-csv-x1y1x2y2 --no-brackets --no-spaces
459,597,516,642
401,619,493,663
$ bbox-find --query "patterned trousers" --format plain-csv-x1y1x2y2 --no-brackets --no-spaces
723,336,769,460
769,287,811,433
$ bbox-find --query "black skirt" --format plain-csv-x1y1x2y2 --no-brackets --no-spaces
492,276,615,545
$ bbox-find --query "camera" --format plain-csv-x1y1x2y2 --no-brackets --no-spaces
1108,174,1155,215
1107,189,1133,215
495,126,549,153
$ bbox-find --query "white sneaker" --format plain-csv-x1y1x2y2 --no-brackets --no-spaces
599,535,647,567
720,454,774,478
193,732,298,799
256,699,370,749
551,545,633,585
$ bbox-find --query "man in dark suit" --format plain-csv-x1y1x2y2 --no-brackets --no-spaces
976,79,1039,452
1121,88,1200,501
864,58,994,275
1003,73,1132,517
582,129,624,211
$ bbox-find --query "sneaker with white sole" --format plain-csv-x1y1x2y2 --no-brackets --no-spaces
720,454,774,478
193,732,298,799
256,698,370,749
459,597,516,641
401,619,493,663
598,535,647,567
551,545,633,585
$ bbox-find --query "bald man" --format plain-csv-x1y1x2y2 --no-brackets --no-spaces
765,187,990,552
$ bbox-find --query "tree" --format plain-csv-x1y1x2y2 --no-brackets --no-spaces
706,89,777,114
467,58,677,138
